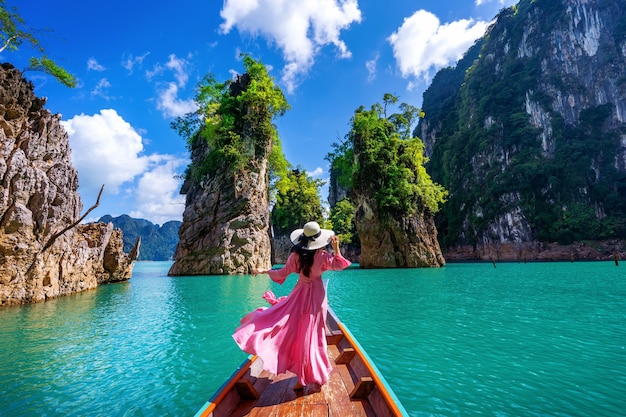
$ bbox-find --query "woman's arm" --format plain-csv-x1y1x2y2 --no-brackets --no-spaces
253,253,298,284
329,235,341,255
324,235,351,270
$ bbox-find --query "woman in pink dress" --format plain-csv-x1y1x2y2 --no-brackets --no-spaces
232,221,351,390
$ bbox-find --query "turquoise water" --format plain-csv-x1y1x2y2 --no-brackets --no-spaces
1,261,625,416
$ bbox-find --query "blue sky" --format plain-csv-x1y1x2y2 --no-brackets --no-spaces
3,0,516,225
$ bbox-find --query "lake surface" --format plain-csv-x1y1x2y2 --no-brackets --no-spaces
1,260,625,416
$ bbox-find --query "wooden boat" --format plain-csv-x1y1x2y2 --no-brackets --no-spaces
194,307,409,417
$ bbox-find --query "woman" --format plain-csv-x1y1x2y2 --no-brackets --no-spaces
232,221,351,390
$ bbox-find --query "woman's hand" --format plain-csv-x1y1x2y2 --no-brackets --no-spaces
330,235,340,253
252,268,267,276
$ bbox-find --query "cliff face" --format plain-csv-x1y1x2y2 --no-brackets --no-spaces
421,0,626,255
354,194,445,268
0,64,138,305
168,75,273,276
168,156,272,275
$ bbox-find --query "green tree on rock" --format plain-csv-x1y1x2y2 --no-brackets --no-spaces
328,198,357,246
350,95,447,217
271,168,325,236
172,55,290,183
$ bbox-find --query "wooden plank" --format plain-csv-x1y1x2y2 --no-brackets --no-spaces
324,356,368,417
368,388,399,417
350,377,375,399
336,347,356,365
336,363,356,397
302,403,329,417
235,379,259,400
249,403,328,417
326,329,343,345
327,343,341,362
253,373,292,408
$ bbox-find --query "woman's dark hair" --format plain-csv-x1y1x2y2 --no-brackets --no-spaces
291,245,316,277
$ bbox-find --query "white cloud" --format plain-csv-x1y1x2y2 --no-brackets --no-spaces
147,54,197,118
388,10,490,82
220,0,362,93
156,82,198,118
122,52,150,73
129,155,187,224
308,166,324,177
91,78,112,99
87,58,105,71
61,110,187,224
165,54,190,87
62,109,149,194
365,54,378,82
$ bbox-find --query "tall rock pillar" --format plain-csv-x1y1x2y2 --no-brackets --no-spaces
168,66,281,276
167,153,271,275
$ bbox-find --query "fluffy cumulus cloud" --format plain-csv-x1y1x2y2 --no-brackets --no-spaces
220,0,361,93
151,54,197,118
61,109,186,223
388,10,490,83
62,109,147,193
130,155,187,225
157,83,198,118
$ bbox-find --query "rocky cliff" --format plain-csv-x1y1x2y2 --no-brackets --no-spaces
354,194,445,268
168,154,272,275
0,63,138,305
420,0,626,255
168,73,273,276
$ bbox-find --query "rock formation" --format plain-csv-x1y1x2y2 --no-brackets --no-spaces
420,0,626,253
354,194,445,268
168,75,273,276
0,63,138,305
168,157,272,275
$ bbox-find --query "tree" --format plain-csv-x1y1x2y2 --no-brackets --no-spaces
350,96,447,216
271,168,325,235
172,55,290,181
328,198,357,245
0,1,76,87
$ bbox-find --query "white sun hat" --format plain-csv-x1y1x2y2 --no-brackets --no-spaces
289,221,334,251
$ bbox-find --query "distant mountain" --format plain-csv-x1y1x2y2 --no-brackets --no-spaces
98,215,181,261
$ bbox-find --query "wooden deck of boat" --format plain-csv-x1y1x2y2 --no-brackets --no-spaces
197,308,407,417
225,344,380,417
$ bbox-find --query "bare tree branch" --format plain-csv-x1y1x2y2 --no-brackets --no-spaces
42,184,105,251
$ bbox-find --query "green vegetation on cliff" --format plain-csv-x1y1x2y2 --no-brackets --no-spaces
172,56,327,236
330,95,447,216
325,95,447,246
172,55,290,182
271,168,325,235
422,0,626,247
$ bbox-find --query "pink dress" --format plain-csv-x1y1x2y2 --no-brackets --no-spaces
232,250,351,386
